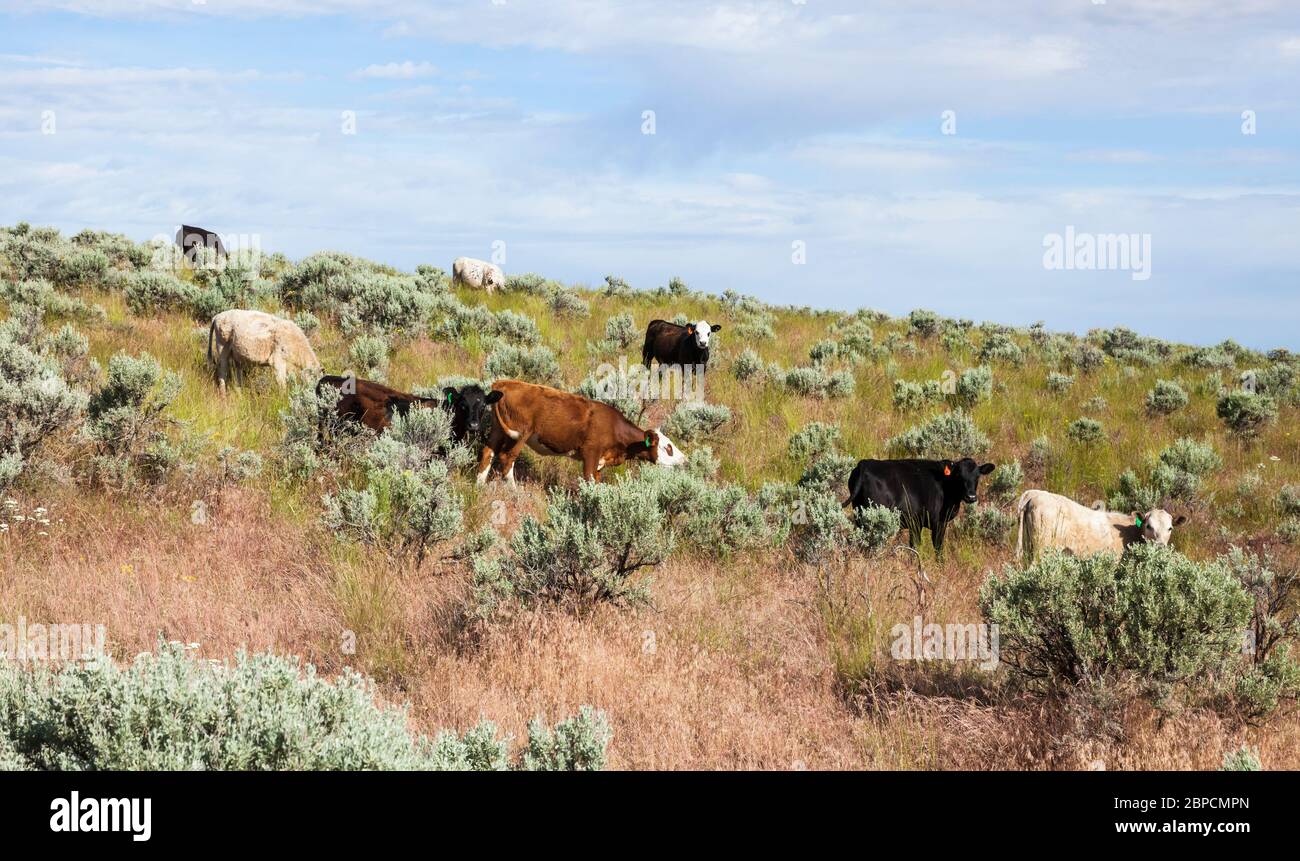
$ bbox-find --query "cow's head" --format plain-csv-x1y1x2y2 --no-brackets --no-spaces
443,385,503,437
685,320,721,349
1132,509,1188,545
938,458,996,504
633,428,687,467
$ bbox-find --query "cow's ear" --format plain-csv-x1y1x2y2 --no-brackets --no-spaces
979,462,995,475
940,461,953,477
686,323,695,334
485,390,504,405
710,324,721,332
1130,512,1142,526
442,387,457,404
1173,514,1188,526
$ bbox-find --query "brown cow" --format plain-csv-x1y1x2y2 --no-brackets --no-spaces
476,379,686,485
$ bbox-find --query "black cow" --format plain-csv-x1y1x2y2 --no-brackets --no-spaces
175,224,227,263
844,457,996,555
315,375,501,442
641,318,721,371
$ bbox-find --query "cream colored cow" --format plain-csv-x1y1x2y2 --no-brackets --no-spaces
207,309,321,393
1015,489,1186,565
451,257,505,294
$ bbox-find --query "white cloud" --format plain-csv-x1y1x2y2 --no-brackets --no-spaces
353,60,437,79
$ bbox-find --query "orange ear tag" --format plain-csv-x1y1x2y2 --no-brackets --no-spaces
943,465,951,476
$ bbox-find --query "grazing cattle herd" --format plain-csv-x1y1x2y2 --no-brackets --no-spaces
203,260,1188,561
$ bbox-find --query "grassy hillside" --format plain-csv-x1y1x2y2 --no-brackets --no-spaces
2,223,1298,770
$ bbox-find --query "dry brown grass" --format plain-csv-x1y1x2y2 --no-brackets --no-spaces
5,474,1296,770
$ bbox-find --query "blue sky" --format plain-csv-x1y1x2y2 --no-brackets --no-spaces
1,1,1298,348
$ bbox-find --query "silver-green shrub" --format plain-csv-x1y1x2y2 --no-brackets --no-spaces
0,315,90,492
1217,390,1278,436
732,348,763,381
483,343,561,386
981,544,1251,703
664,401,731,442
0,643,610,770
887,410,990,458
1066,417,1104,445
1145,379,1189,415
81,351,181,486
322,406,469,562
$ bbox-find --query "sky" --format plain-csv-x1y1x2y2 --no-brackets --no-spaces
0,0,1297,348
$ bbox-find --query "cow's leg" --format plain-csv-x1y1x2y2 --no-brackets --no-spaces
216,341,231,396
496,432,531,489
476,426,505,484
932,517,949,558
271,351,289,388
582,451,600,483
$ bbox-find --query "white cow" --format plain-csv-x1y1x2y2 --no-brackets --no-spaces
451,257,505,295
207,309,321,393
1015,489,1187,565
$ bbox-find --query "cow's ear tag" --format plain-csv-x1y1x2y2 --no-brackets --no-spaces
645,435,652,448
943,465,951,476
1135,515,1143,527
446,393,453,404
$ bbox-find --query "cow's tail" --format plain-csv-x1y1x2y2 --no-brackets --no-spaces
207,317,217,367
1014,491,1033,565
841,463,862,509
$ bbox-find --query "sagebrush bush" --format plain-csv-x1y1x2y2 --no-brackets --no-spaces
472,467,768,618
1217,390,1278,436
277,379,373,480
1072,343,1106,374
892,378,943,411
347,333,390,382
987,459,1023,502
954,365,993,406
82,351,182,486
1220,747,1262,771
0,643,610,770
0,315,90,491
322,406,470,562
1045,372,1074,393
1066,417,1104,445
732,348,763,381
908,309,941,338
982,544,1251,705
888,410,990,458
1,279,105,324
978,332,1024,365
549,288,590,319
788,421,842,462
483,343,562,386
961,503,1015,545
1279,485,1300,517
1145,379,1189,415
663,401,732,442
757,483,898,563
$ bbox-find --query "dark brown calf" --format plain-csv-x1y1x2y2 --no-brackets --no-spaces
475,379,686,485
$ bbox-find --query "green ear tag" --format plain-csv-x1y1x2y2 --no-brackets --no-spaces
1135,515,1143,527
645,435,652,448
446,393,453,404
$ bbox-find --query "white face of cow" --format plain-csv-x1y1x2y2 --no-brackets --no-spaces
687,320,720,349
1138,508,1186,544
654,429,686,467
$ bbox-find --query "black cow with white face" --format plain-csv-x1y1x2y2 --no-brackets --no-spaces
844,457,996,555
641,319,721,372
